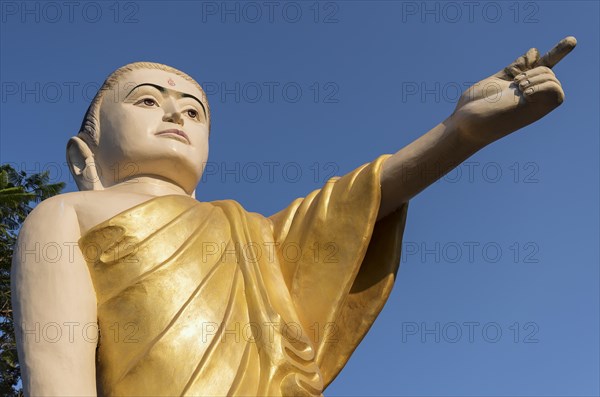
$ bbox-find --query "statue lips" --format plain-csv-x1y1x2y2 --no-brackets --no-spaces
155,129,190,144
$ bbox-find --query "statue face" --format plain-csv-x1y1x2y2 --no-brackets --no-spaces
95,68,209,193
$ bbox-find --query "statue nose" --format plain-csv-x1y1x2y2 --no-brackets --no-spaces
163,111,184,126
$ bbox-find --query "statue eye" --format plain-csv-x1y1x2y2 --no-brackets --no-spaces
134,97,158,107
186,109,198,119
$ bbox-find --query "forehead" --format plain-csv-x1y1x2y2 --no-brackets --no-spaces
110,68,204,102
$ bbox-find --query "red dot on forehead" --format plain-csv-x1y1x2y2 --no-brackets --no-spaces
168,78,176,86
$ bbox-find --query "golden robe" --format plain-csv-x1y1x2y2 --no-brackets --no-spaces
79,154,408,396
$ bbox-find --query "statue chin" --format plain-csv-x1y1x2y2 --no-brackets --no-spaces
94,156,203,195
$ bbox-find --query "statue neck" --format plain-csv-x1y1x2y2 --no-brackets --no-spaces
105,176,193,197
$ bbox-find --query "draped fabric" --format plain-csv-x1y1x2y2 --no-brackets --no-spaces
79,154,409,396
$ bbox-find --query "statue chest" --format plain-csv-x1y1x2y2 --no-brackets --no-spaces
79,195,323,396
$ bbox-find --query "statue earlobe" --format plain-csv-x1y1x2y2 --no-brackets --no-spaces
66,136,104,191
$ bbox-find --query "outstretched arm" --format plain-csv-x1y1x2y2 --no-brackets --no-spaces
378,36,577,220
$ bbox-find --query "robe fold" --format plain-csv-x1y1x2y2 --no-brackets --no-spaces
79,154,409,396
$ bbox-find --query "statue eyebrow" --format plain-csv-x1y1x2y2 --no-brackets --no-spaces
125,83,207,118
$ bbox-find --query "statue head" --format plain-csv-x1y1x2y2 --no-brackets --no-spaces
66,62,211,195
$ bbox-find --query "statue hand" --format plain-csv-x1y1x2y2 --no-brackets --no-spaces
452,36,576,145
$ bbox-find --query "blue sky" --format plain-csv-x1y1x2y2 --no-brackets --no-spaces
1,1,598,395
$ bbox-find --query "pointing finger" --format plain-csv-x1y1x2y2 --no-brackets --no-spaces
536,36,577,69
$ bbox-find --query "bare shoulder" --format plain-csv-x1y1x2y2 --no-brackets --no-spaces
13,194,84,270
21,192,81,231
23,190,158,235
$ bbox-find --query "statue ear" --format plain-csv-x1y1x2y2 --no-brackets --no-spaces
66,136,104,191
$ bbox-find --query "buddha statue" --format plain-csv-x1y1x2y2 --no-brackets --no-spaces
11,37,576,396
